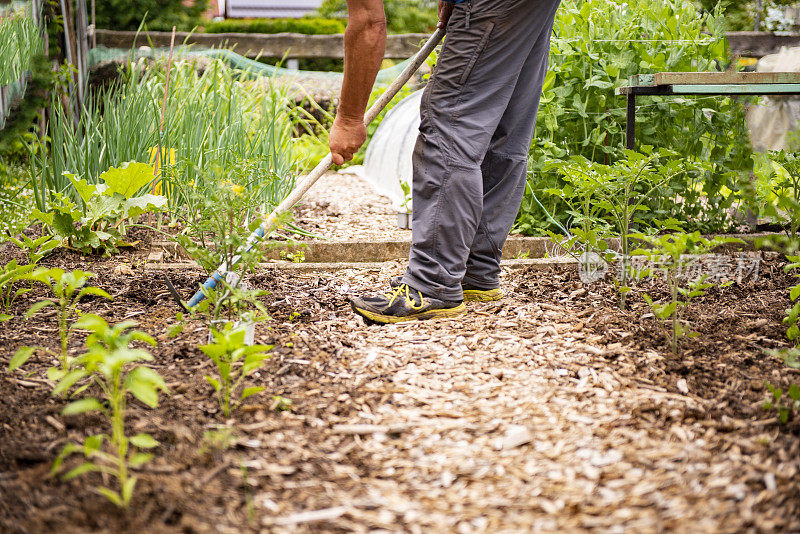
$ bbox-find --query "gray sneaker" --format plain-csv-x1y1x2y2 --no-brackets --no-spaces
389,276,503,302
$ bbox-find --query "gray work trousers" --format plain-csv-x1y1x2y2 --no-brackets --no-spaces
402,0,561,301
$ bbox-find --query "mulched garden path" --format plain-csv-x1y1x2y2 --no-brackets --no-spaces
1,234,798,532
292,170,411,242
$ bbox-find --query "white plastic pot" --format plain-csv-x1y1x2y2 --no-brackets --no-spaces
397,211,412,230
208,320,256,346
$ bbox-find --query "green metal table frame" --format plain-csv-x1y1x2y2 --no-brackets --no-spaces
618,76,800,150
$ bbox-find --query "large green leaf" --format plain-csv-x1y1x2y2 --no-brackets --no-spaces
30,209,54,227
122,194,167,220
84,195,122,225
66,173,101,205
99,162,156,199
51,210,81,240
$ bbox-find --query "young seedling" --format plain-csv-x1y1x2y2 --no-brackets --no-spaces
400,180,412,213
51,314,167,508
631,232,743,354
7,233,58,266
9,268,111,378
784,256,800,348
0,259,35,321
200,323,272,417
763,384,800,424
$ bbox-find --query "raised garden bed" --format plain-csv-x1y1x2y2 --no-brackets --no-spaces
1,239,798,531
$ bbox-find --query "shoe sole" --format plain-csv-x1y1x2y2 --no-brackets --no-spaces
462,288,504,302
351,302,467,324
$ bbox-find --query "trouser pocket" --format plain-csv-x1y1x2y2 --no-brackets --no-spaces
458,19,496,86
433,4,499,93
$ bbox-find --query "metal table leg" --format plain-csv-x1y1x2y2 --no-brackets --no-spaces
626,93,636,151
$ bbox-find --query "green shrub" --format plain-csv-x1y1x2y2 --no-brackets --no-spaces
204,18,345,35
315,0,438,34
517,0,753,237
93,0,208,32
698,0,800,31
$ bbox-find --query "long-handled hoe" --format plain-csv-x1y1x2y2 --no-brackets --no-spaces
165,29,446,310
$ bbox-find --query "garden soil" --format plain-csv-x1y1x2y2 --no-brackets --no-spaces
0,231,798,532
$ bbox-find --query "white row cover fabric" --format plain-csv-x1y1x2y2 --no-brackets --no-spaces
356,89,424,212
748,46,800,152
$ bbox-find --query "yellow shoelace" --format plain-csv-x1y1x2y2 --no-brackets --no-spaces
383,284,426,310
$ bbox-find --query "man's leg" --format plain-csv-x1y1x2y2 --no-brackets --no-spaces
463,7,560,292
401,0,561,302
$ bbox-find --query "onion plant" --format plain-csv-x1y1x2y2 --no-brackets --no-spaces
0,6,43,87
31,57,297,222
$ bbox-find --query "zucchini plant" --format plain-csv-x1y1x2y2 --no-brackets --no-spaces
31,162,166,255
51,315,167,508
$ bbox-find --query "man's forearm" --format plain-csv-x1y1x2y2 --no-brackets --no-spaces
339,1,387,122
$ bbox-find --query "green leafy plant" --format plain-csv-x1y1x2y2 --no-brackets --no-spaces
10,268,111,378
279,249,306,264
31,162,166,254
0,5,43,86
763,383,800,424
174,166,271,326
204,18,346,35
7,233,58,266
518,0,752,236
399,180,412,213
544,148,694,307
33,58,296,222
631,232,743,354
200,323,272,418
750,151,800,242
0,259,35,321
50,314,167,508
